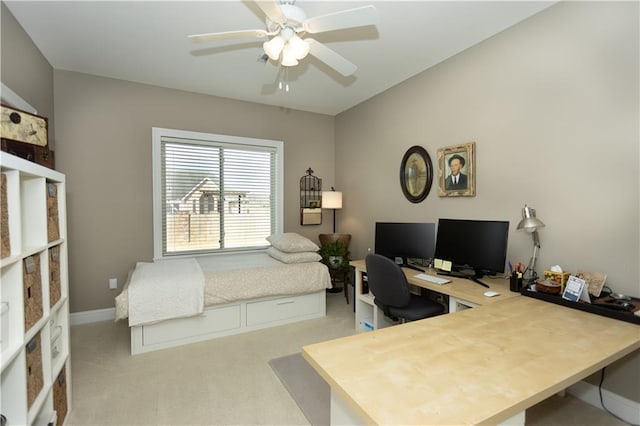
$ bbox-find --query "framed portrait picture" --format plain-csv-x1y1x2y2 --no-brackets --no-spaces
399,145,433,203
437,142,476,197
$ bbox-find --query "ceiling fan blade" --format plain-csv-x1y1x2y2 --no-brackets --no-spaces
306,39,357,77
303,5,379,34
188,29,270,43
254,0,287,25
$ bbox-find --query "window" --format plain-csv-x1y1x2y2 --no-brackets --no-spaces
152,128,283,258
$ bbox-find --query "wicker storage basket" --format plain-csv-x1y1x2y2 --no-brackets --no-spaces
26,332,44,408
49,246,61,307
1,173,10,259
53,366,68,426
47,182,60,242
23,254,43,331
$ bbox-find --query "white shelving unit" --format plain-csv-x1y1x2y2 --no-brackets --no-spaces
354,268,395,332
1,152,71,426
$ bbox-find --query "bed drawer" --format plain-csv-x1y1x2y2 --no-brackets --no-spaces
142,304,240,346
246,293,321,326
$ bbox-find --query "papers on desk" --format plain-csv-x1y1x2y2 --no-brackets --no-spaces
414,273,451,285
433,258,452,272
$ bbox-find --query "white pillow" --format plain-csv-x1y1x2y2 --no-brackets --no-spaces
266,247,321,264
266,233,319,253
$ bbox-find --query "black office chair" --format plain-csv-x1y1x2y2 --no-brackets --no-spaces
365,254,445,322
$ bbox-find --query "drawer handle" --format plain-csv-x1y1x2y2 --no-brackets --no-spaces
276,300,295,305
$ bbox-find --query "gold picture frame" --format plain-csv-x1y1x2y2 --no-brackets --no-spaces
437,142,476,197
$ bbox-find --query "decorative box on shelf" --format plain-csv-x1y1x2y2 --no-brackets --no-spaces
1,104,55,169
0,104,48,147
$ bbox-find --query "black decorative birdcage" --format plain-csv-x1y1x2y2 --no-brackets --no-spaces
300,167,322,208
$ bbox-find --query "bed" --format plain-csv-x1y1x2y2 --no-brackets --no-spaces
115,237,331,355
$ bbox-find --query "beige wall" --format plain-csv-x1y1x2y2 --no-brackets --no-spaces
52,70,335,313
335,1,639,401
2,0,639,404
1,2,55,143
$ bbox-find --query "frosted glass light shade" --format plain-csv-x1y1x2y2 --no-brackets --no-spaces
288,35,310,59
322,191,342,209
281,45,299,67
263,36,285,60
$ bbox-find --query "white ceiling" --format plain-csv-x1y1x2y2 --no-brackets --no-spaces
5,1,555,116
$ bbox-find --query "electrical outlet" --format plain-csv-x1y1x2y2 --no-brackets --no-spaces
109,278,118,290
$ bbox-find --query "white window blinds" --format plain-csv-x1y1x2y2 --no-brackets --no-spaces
152,128,283,258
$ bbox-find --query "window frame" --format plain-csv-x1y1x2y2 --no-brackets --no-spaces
152,127,284,260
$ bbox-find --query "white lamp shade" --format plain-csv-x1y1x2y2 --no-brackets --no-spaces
322,191,342,209
263,36,285,60
288,35,310,60
281,44,299,67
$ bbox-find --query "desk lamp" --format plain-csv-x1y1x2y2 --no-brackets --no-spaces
322,188,342,233
517,204,545,283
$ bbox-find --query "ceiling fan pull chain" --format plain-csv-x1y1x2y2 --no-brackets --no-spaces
278,66,291,93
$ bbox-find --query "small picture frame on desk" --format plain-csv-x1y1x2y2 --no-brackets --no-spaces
562,275,590,303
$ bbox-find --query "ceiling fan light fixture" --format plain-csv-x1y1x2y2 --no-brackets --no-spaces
189,2,379,78
263,35,285,60
288,35,310,60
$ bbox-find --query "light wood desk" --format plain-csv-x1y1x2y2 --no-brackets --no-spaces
303,296,640,425
351,259,520,331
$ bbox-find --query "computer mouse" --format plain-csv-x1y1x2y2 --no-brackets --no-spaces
484,291,500,297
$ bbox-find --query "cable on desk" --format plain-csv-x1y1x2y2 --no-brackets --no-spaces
598,367,639,426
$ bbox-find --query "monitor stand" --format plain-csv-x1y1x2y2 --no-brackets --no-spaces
437,269,490,288
395,257,425,272
468,276,490,289
404,263,425,273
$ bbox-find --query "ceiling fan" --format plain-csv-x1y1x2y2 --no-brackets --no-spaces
188,0,379,77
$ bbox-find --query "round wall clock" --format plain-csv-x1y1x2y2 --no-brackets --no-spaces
400,145,433,203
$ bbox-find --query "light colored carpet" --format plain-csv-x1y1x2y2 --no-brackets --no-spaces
66,291,628,425
269,353,329,426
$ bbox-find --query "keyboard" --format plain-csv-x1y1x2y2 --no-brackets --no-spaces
414,273,451,285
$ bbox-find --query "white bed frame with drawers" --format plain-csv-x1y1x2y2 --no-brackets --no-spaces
130,290,326,354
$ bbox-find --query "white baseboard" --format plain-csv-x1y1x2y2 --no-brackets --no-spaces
568,380,640,425
70,307,115,325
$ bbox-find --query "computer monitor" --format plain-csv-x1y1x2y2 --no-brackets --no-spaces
374,222,436,271
434,218,509,286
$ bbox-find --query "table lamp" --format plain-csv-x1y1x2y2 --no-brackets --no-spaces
322,188,342,233
517,204,545,282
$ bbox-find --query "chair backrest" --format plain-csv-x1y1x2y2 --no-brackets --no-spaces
365,254,411,308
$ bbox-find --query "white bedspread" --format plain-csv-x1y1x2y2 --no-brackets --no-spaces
204,261,330,305
127,258,204,326
115,252,330,323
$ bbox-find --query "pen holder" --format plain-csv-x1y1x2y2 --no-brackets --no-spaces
510,274,523,292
